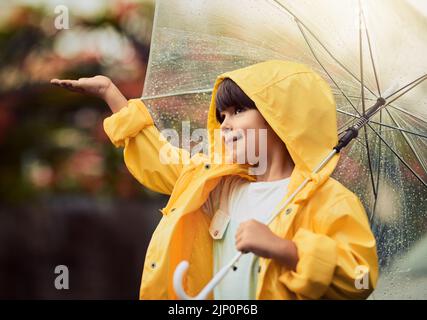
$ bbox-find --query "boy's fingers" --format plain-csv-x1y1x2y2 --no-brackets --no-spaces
61,80,79,90
59,82,72,89
63,80,78,86
50,79,78,86
50,79,63,86
50,79,84,93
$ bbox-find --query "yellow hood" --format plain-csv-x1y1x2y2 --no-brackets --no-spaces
207,60,340,204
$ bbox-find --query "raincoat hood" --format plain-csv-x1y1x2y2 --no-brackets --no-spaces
207,60,340,204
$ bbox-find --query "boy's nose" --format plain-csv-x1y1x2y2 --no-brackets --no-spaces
220,116,232,131
220,123,232,133
220,127,233,141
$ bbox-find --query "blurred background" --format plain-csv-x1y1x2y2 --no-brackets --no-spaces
1,0,426,300
0,0,165,299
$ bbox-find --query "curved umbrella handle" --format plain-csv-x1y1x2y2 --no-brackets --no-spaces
173,253,242,300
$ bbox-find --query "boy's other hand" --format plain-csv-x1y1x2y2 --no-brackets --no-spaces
50,75,112,100
235,219,299,271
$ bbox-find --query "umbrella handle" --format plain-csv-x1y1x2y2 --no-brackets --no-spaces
173,252,243,300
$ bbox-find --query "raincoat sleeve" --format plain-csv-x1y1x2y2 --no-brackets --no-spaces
103,99,192,195
278,195,379,299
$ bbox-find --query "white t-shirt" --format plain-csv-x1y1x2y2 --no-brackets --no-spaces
202,175,291,299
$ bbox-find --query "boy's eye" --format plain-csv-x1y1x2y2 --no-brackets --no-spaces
218,107,245,123
235,107,245,114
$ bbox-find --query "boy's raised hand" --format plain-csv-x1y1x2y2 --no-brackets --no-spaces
50,75,128,113
50,75,112,99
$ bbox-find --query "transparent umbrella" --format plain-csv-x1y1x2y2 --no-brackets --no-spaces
141,0,427,299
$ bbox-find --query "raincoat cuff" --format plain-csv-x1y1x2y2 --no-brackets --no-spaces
103,99,154,147
278,228,337,299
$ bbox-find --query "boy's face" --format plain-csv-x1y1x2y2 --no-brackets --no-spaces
219,106,269,166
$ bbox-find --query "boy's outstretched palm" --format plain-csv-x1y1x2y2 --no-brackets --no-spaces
50,76,128,113
50,76,112,99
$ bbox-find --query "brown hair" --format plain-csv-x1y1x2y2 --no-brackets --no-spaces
215,78,257,123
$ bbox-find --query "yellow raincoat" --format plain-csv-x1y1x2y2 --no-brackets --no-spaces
103,60,379,300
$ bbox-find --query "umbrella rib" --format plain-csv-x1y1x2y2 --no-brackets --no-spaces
358,0,366,114
369,110,383,223
385,108,427,176
384,77,427,113
141,88,213,100
295,20,363,119
364,125,378,199
337,109,427,139
271,0,378,98
361,2,382,96
296,17,379,195
384,74,427,101
366,123,427,188
341,94,376,102
354,137,368,149
388,104,427,125
358,0,376,197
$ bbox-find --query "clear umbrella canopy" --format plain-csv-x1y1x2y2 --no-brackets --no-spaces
141,0,427,299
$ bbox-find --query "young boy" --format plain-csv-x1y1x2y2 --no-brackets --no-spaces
51,60,379,300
